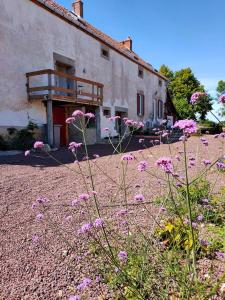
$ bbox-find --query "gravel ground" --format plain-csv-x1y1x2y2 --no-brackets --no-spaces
0,135,224,300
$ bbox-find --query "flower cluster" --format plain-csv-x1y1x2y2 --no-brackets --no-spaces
219,94,225,104
68,142,82,151
190,92,207,104
137,160,148,172
173,119,197,134
216,162,225,170
78,218,104,234
34,141,44,149
121,153,135,161
77,277,92,291
156,157,173,173
200,137,208,146
118,251,128,262
134,194,145,201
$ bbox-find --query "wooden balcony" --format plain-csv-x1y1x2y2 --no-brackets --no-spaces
26,69,103,106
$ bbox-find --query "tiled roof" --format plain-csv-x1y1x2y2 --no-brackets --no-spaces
33,0,167,80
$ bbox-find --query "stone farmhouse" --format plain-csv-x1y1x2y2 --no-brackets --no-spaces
0,0,175,146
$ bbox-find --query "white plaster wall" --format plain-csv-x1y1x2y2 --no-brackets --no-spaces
0,0,167,138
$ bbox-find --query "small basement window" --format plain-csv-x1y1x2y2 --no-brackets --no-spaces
138,65,144,79
103,108,111,117
101,45,110,60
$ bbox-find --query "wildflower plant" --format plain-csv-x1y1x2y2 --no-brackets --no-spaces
26,94,225,299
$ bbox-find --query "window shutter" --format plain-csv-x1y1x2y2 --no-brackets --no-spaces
137,94,140,115
142,95,145,116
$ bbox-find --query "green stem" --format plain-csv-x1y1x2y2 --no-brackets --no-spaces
183,139,197,278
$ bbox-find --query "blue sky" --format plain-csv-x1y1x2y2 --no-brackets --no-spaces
58,0,225,119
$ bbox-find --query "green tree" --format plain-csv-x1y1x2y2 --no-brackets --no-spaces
160,66,212,120
216,80,225,94
159,65,174,81
217,80,225,116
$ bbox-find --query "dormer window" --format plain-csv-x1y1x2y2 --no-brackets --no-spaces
138,65,144,79
101,45,110,60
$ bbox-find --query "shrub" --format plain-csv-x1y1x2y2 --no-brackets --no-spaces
7,121,38,150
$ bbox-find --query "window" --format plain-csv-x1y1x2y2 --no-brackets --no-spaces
101,45,110,60
138,65,144,78
103,108,111,117
158,100,163,119
158,79,162,87
137,93,145,116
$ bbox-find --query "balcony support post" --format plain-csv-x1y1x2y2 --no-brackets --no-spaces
46,96,54,147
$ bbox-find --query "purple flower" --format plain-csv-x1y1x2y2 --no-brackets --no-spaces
69,142,82,151
156,157,173,173
66,117,75,124
139,138,144,143
215,252,225,258
173,119,197,134
36,213,44,220
118,251,128,261
36,196,47,204
116,209,128,216
31,203,37,209
93,218,104,227
190,92,207,104
69,296,81,300
219,94,225,104
121,153,135,161
192,222,198,229
134,194,145,201
217,162,225,170
202,198,209,204
162,132,169,138
79,193,90,201
202,159,211,166
78,223,92,234
72,110,84,117
84,112,95,118
77,278,92,291
25,150,30,157
196,215,204,222
71,199,80,206
33,141,44,149
32,235,39,243
200,239,210,247
137,161,148,172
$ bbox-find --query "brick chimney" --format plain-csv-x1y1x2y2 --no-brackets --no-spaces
72,0,83,18
120,37,132,51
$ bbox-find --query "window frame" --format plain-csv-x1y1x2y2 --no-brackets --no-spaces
158,100,163,119
138,65,144,79
101,45,110,60
137,93,145,116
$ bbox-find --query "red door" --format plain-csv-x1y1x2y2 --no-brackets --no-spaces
53,106,67,146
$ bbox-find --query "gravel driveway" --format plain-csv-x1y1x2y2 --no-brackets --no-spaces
0,136,224,300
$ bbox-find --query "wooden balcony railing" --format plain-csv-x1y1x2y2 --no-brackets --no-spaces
26,69,103,106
